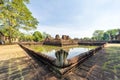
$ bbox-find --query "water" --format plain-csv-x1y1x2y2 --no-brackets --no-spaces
67,47,89,59
28,45,96,59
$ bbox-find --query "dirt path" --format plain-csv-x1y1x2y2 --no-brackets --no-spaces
105,43,120,47
0,45,57,80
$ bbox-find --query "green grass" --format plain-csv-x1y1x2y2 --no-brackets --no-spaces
26,45,61,52
102,47,120,76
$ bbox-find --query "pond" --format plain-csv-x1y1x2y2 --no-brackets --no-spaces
27,45,97,59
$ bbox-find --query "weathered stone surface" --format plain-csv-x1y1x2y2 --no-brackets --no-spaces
62,35,67,40
0,45,56,80
1,44,119,80
43,34,78,46
55,35,60,40
63,73,86,80
66,36,70,40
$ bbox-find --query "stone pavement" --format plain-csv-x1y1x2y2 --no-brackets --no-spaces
0,45,58,80
0,44,119,80
61,44,120,80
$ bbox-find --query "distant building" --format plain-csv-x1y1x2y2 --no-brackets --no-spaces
43,34,78,46
0,31,18,44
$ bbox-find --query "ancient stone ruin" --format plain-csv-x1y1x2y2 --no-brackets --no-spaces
55,34,60,40
20,43,105,77
43,34,78,46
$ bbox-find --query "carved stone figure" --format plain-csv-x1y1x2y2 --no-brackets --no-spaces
55,49,68,67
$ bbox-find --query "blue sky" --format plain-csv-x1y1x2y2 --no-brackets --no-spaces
27,0,120,38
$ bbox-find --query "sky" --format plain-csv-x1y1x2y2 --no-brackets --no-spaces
27,0,120,38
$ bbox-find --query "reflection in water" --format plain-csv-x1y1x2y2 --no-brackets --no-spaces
68,48,88,59
28,45,96,59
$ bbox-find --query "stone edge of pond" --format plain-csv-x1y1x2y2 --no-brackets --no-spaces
18,43,107,78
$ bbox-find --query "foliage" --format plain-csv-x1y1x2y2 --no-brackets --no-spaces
0,0,38,43
92,29,120,41
18,31,51,42
42,32,51,39
82,37,91,41
33,31,43,42
106,29,119,36
92,30,104,40
106,29,119,40
102,32,110,41
19,33,33,42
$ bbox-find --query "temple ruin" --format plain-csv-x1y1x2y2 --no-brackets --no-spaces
43,34,78,46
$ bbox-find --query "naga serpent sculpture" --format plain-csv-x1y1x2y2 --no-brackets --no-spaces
55,49,68,67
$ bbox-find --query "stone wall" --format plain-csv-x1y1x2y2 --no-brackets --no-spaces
20,42,43,45
43,35,78,46
43,39,62,46
19,43,106,77
108,40,120,43
78,41,106,45
68,45,104,65
19,44,56,66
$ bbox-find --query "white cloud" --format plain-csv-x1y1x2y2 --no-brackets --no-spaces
92,12,120,30
27,0,120,38
37,24,93,38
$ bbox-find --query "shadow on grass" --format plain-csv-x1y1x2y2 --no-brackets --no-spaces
103,47,120,78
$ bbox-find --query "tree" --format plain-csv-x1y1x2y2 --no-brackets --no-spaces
25,34,33,42
42,32,51,39
19,33,26,41
33,31,43,42
106,29,119,40
82,37,90,41
102,32,110,41
19,32,34,42
0,0,38,43
92,29,120,41
92,30,104,41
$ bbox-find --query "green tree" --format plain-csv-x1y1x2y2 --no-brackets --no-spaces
19,33,25,41
107,29,119,35
92,30,104,41
19,33,33,42
33,31,43,42
25,34,33,41
106,29,119,40
42,32,51,39
19,33,29,42
83,37,90,41
102,32,109,41
0,0,38,43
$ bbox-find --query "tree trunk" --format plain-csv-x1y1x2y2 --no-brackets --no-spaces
8,29,12,44
8,25,12,44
